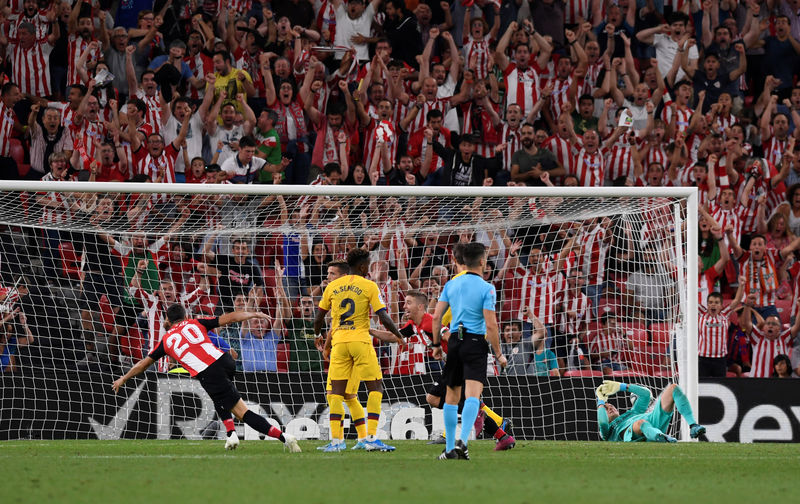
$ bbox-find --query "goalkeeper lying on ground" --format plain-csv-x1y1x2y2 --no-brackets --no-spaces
595,381,706,442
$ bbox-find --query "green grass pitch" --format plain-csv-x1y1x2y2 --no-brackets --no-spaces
4,440,797,504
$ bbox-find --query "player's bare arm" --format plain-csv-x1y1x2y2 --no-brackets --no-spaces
112,356,156,393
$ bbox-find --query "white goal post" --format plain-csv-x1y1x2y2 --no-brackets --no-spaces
0,182,697,441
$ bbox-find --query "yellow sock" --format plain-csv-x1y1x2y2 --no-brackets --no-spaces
329,394,345,441
482,404,503,426
345,397,367,439
366,391,383,437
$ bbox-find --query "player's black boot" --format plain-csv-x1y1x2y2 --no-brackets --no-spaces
438,449,458,460
454,440,470,460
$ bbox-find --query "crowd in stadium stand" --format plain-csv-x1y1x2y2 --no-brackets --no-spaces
0,0,799,379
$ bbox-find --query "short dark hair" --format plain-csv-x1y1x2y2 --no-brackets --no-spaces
328,260,350,275
213,50,232,64
166,304,187,323
452,242,465,265
323,162,342,176
505,320,523,331
405,289,427,305
578,93,593,103
461,242,486,268
128,98,147,115
667,12,690,25
707,292,723,303
427,108,443,121
1,82,18,96
238,135,256,148
347,247,371,269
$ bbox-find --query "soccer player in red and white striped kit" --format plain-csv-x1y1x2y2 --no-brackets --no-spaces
112,305,301,452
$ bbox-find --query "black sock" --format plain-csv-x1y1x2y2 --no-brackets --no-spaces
243,410,285,443
483,415,499,437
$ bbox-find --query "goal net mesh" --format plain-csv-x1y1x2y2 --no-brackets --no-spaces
0,184,692,441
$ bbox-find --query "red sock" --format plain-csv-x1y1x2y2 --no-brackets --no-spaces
493,428,506,440
267,425,284,440
223,418,235,434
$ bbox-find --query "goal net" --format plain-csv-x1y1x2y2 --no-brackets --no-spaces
0,182,697,441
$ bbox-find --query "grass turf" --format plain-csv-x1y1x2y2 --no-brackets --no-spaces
3,440,797,504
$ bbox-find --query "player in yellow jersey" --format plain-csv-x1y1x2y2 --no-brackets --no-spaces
426,243,516,450
314,248,404,452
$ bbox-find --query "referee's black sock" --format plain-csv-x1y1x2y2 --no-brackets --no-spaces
243,410,286,443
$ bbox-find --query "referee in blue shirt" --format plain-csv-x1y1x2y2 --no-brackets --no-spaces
431,242,507,460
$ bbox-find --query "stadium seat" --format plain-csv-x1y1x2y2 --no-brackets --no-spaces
563,369,602,377
9,138,30,177
775,298,793,326
726,371,738,378
98,295,116,333
58,242,82,280
119,325,143,360
276,342,290,373
622,345,656,375
649,322,672,346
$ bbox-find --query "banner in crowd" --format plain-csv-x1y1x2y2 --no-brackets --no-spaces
5,373,794,442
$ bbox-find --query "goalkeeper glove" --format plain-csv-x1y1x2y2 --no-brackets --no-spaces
595,384,609,404
599,380,627,399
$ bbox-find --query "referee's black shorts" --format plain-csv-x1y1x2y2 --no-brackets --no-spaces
440,333,489,388
196,353,242,411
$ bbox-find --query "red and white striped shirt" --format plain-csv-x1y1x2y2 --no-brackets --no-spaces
558,287,590,336
67,33,99,86
221,0,252,15
0,100,16,157
642,140,668,170
698,305,730,358
590,328,622,356
748,325,793,378
542,134,571,170
148,318,225,376
184,52,213,101
604,131,637,182
661,103,693,135
505,266,556,325
406,97,451,135
132,143,180,184
699,267,719,306
463,34,492,81
503,63,540,117
763,133,789,170
10,40,52,98
740,249,781,309
363,117,399,171
709,201,744,248
136,90,162,134
564,0,591,25
571,144,606,187
578,225,609,286
37,172,76,225
548,75,576,122
389,313,433,375
7,12,50,43
498,123,522,172
70,118,106,162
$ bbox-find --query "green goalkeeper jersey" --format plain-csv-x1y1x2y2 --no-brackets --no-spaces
597,384,653,442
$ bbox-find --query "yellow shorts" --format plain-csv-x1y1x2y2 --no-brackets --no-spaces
328,341,382,384
326,367,360,395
